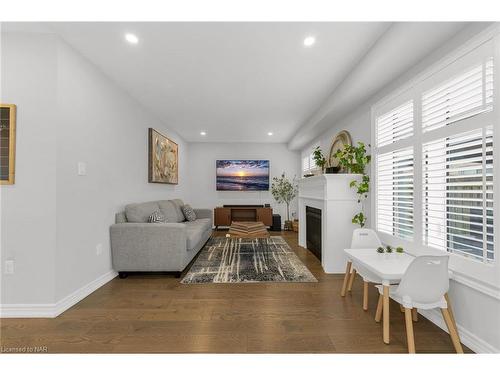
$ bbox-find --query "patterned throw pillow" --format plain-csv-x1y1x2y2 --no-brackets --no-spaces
148,210,167,223
182,204,197,221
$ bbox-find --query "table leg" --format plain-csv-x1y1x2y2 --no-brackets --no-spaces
383,284,390,344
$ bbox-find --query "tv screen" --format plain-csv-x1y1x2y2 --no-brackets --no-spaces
216,160,270,191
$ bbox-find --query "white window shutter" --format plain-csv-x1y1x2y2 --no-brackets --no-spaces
376,100,414,147
422,58,494,133
376,147,414,240
422,127,494,262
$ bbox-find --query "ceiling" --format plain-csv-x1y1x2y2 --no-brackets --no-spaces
46,22,391,143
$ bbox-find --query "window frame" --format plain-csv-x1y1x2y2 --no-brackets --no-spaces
371,29,500,294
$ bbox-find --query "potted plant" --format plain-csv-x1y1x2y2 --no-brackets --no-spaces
376,246,385,258
312,146,327,174
334,142,371,227
396,246,404,254
271,173,298,231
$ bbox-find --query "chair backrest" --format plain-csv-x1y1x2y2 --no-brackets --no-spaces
396,255,450,304
350,228,382,249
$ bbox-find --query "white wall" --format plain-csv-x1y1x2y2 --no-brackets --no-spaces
188,142,300,224
300,23,500,353
1,31,190,306
0,33,58,304
54,40,190,301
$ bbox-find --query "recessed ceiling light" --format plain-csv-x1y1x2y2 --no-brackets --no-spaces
267,132,273,136
303,36,316,47
200,131,207,136
125,33,139,44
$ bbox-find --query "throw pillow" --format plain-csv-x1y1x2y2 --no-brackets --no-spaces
148,210,167,223
182,204,197,221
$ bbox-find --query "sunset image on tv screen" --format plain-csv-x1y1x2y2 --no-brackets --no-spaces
216,160,269,191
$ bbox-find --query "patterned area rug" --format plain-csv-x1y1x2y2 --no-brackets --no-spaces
181,236,317,284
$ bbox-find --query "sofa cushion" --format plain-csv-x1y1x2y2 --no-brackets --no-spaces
125,201,160,223
184,219,212,250
184,218,211,233
158,200,179,223
170,199,186,222
182,204,197,221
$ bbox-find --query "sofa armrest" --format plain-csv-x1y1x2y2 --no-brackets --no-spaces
110,223,187,271
194,209,212,220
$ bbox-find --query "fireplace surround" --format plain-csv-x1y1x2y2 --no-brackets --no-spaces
298,174,361,273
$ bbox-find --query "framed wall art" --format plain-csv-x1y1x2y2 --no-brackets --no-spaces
0,104,16,185
148,128,179,184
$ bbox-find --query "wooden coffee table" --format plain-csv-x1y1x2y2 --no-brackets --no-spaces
228,221,270,238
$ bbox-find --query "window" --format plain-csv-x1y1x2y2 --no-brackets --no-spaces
422,127,494,262
302,146,319,174
374,40,496,265
375,101,415,241
376,100,414,147
422,59,494,133
377,147,414,240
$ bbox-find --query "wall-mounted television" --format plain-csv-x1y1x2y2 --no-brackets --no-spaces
216,160,270,191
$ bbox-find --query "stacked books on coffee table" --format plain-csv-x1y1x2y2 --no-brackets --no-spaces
228,221,270,238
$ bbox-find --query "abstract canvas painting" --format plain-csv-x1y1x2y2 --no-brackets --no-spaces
148,128,178,184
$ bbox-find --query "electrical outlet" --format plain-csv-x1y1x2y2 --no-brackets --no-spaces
5,260,14,275
96,243,103,256
77,162,87,176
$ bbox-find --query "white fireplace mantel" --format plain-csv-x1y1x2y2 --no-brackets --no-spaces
298,174,362,273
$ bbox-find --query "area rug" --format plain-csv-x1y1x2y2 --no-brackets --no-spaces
181,236,317,284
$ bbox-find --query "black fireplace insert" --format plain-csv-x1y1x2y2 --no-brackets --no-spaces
306,206,322,261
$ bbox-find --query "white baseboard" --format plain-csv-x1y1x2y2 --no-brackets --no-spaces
419,309,499,354
0,270,117,318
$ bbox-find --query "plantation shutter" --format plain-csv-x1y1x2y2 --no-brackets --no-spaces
376,100,414,147
422,58,494,133
376,147,414,240
422,127,494,262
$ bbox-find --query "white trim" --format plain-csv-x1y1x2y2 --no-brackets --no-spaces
419,308,499,353
451,271,500,300
0,270,117,318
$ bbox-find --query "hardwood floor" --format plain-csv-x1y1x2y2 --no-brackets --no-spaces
0,231,471,353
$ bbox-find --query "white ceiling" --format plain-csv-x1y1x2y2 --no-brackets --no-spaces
47,22,391,143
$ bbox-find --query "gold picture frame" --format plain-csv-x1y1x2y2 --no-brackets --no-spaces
148,128,179,184
0,104,16,185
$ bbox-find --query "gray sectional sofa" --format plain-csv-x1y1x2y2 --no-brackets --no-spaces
110,199,212,278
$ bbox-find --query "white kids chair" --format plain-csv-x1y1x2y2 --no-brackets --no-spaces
374,255,463,353
341,228,383,311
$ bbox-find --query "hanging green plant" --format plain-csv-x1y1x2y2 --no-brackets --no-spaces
334,142,371,228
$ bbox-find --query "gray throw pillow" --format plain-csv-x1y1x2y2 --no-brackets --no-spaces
182,204,196,221
148,210,167,223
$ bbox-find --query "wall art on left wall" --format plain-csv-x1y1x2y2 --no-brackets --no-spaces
0,104,16,185
148,128,178,184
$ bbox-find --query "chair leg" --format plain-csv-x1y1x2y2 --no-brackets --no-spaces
404,308,416,354
362,281,369,311
375,294,383,322
441,308,464,354
444,293,457,327
340,261,352,297
347,269,357,292
383,285,390,344
412,308,418,322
